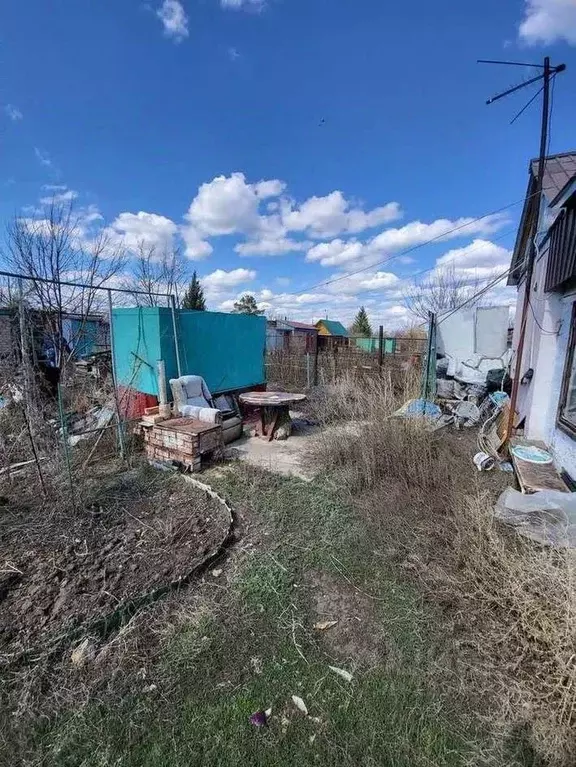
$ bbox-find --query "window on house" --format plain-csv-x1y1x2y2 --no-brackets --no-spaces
558,302,576,437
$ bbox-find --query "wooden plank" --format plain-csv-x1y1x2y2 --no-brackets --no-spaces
510,438,569,494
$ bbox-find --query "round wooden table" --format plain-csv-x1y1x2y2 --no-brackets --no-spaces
239,391,307,441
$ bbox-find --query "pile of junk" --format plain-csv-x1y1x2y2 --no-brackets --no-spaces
397,307,576,549
396,306,514,462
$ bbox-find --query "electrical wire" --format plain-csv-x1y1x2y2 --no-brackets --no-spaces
436,268,512,325
527,295,558,335
280,187,551,300
403,226,516,284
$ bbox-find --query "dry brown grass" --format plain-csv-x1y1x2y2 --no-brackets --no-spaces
309,373,576,766
426,492,576,767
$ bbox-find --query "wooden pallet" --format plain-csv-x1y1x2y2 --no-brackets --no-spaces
510,438,569,494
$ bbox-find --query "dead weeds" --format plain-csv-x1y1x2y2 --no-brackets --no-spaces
308,372,576,766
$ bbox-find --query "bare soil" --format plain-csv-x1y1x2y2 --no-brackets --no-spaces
307,570,385,668
0,465,230,659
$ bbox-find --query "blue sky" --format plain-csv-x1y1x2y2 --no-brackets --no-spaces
1,0,575,327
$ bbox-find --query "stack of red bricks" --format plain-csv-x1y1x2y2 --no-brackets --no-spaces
143,418,223,473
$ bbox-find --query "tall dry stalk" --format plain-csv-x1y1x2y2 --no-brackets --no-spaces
310,372,576,765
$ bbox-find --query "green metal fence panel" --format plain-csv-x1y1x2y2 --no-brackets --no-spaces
354,337,396,354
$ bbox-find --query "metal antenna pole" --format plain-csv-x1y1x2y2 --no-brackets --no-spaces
480,56,566,442
506,57,552,441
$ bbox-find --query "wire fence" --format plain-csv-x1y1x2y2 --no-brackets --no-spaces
265,332,427,390
0,271,178,504
0,268,428,499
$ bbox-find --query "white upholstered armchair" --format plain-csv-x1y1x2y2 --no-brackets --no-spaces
169,375,243,443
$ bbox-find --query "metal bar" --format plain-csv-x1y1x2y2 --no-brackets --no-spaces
170,293,182,377
107,289,126,460
486,72,545,104
57,382,76,509
507,57,551,441
378,325,384,371
17,277,32,403
510,83,545,124
0,269,171,298
478,59,547,68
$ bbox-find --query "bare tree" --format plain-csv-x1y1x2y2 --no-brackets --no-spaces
3,200,126,366
403,264,484,321
123,242,189,307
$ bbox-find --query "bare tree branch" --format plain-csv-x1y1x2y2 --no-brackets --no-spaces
403,264,485,321
122,242,189,307
2,199,127,365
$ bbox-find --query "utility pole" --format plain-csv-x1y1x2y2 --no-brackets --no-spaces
480,56,566,441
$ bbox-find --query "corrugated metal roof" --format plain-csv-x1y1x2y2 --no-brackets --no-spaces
316,319,348,336
509,152,576,286
285,320,317,332
531,152,576,204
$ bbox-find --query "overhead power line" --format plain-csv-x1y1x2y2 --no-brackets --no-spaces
436,268,512,325
281,186,550,301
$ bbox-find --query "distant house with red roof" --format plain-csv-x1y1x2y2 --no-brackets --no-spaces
266,319,318,352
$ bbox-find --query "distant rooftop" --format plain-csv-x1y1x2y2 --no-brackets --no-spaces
316,319,348,336
285,320,317,331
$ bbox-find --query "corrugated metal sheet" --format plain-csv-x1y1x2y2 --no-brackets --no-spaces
112,307,266,397
545,197,576,292
174,311,265,394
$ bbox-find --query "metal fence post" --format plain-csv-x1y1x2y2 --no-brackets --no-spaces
378,325,384,374
107,289,126,460
170,294,182,378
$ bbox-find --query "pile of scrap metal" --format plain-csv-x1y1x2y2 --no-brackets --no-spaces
395,307,514,435
62,400,115,446
435,304,511,407
74,350,111,381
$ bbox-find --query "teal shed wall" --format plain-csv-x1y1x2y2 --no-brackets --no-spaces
111,308,163,395
112,307,266,397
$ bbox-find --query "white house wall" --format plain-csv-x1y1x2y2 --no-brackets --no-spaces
547,290,576,479
514,240,576,477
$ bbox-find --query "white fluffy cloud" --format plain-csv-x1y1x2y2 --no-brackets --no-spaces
306,214,509,269
5,104,23,121
519,0,576,44
324,270,400,295
39,188,78,206
184,173,402,257
283,191,401,239
202,268,256,290
236,236,308,256
109,211,178,252
435,239,512,279
187,172,265,236
157,0,189,42
369,215,506,253
181,228,213,260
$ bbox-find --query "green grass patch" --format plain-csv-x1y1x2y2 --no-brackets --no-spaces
8,465,487,766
